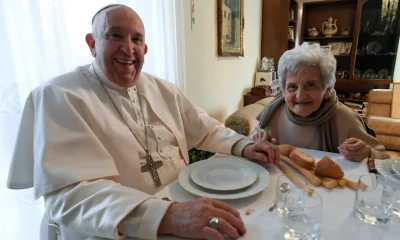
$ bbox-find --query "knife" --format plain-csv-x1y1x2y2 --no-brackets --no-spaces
367,158,377,174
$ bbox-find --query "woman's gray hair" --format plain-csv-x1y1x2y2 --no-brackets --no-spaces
277,43,337,94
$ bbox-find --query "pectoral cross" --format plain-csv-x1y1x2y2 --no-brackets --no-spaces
141,153,163,187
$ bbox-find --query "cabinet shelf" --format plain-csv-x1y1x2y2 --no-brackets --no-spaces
336,78,393,84
356,54,397,57
301,0,398,97
303,35,353,40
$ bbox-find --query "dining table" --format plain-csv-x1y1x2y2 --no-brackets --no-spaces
89,148,400,240
154,148,400,240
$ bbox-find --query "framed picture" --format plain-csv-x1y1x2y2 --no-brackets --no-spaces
217,0,244,57
327,42,343,55
320,45,332,51
288,26,294,41
340,42,352,55
335,70,347,79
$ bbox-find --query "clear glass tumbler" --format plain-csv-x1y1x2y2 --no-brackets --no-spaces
354,174,398,225
283,189,322,240
276,174,308,213
387,174,400,218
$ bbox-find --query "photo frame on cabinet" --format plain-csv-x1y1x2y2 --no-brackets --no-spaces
340,42,352,55
217,0,244,57
327,42,343,55
288,26,294,41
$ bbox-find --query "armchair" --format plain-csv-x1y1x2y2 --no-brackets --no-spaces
225,97,274,136
366,89,400,158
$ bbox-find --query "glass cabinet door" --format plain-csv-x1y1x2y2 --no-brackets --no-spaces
355,0,400,80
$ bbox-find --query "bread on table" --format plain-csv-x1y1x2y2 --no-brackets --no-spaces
289,149,315,170
280,155,322,186
279,144,296,157
315,156,344,179
335,178,347,187
320,177,338,189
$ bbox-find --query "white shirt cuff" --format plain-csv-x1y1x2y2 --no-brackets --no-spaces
232,138,254,157
118,198,172,240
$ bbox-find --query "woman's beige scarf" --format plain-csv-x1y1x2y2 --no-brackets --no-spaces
256,90,339,153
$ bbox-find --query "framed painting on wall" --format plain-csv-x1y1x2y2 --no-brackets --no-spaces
217,0,244,57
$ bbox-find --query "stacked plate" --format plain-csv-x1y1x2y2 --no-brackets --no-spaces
376,158,400,182
178,157,270,200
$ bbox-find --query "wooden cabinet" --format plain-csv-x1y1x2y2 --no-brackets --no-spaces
299,0,399,99
261,0,298,70
243,93,267,106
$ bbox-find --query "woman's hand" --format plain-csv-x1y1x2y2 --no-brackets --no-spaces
250,131,278,144
158,197,246,240
243,140,280,165
338,137,371,162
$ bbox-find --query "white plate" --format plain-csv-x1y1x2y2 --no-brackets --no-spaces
190,160,257,191
178,157,270,200
375,159,400,182
391,161,400,176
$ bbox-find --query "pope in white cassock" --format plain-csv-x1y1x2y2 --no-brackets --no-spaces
7,4,280,240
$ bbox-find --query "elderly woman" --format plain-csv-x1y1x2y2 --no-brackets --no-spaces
251,43,390,161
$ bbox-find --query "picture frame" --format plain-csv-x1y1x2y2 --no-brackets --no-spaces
320,45,332,51
327,42,343,55
288,26,294,41
340,42,352,55
335,70,346,79
217,0,244,57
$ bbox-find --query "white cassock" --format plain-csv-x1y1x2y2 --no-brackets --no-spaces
7,61,253,240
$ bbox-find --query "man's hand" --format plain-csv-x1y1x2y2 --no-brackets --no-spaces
338,137,371,162
243,140,280,164
158,197,246,240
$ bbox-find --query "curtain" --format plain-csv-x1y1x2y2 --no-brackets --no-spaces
0,1,185,239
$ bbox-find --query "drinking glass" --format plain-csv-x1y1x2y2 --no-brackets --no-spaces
283,189,322,240
388,174,400,218
276,174,308,213
354,174,397,225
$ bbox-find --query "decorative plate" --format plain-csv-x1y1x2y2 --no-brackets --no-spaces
378,68,390,75
364,68,375,74
366,41,383,55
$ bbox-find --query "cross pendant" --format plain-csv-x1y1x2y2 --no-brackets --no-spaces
141,153,163,187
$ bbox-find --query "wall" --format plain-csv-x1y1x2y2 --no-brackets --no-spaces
182,0,262,122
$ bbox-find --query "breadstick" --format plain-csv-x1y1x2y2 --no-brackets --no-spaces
320,177,338,189
280,155,322,186
344,178,368,191
277,162,315,195
335,178,347,187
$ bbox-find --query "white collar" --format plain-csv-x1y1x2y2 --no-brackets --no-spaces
89,60,137,94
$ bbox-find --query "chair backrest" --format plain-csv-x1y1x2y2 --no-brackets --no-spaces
367,89,393,118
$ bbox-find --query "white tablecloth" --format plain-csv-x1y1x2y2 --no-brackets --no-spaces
155,148,400,240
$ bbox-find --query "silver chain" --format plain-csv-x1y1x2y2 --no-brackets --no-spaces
92,65,150,154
